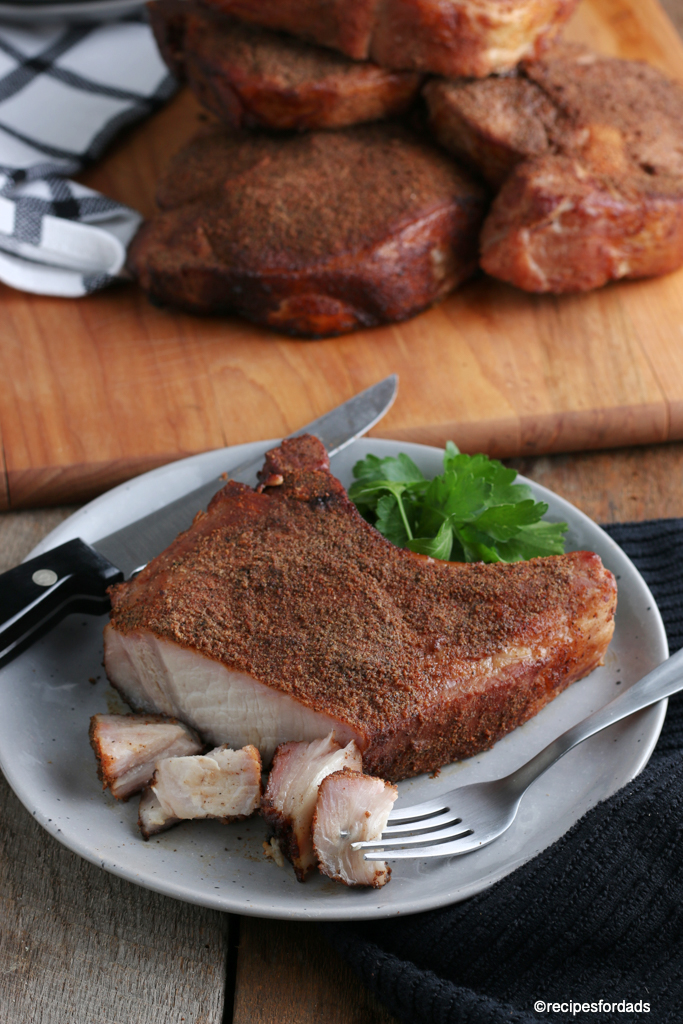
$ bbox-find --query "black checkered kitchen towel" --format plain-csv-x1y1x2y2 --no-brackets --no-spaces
0,16,175,296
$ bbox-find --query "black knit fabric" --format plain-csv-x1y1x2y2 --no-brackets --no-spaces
323,519,683,1024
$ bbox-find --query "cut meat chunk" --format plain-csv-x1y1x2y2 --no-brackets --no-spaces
261,734,363,881
203,0,579,78
138,744,262,839
312,768,397,887
148,0,422,131
427,44,683,184
425,45,683,291
201,0,377,63
522,46,683,181
89,712,202,800
105,435,617,782
127,123,487,338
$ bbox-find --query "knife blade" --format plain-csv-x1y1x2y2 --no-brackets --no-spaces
0,374,397,667
95,373,397,578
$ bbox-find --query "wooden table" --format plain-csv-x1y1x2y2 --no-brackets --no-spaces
5,444,683,1024
3,1,683,1019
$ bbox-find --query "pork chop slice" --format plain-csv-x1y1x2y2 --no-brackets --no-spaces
127,122,487,338
425,45,683,291
203,0,579,78
138,743,262,838
89,713,202,800
148,0,422,131
480,154,683,293
312,768,397,887
261,734,363,880
105,435,617,782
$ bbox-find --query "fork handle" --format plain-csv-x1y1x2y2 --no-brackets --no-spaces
509,645,683,796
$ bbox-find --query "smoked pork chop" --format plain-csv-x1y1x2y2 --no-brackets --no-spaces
148,0,422,131
127,123,487,338
104,436,617,781
425,45,683,291
201,0,579,78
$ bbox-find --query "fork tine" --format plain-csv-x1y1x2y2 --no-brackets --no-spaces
352,821,472,850
387,797,450,822
382,809,460,835
363,832,492,860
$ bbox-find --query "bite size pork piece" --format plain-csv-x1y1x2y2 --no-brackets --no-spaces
261,733,362,880
425,45,683,292
104,435,617,782
127,123,487,338
89,713,202,800
202,0,579,78
312,768,397,888
138,743,262,839
148,0,422,131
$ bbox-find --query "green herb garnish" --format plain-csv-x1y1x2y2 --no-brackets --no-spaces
349,442,568,563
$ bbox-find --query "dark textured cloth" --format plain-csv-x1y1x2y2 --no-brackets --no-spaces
323,519,683,1024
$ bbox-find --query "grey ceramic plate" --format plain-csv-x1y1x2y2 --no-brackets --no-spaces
0,0,143,21
0,439,668,921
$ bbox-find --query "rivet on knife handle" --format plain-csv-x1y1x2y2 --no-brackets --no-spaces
0,539,122,668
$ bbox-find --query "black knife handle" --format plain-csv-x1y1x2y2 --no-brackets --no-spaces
0,538,123,667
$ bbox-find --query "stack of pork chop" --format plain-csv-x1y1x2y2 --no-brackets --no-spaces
426,43,683,292
132,0,683,334
136,0,499,336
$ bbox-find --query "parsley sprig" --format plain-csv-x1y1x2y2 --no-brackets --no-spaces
349,442,568,563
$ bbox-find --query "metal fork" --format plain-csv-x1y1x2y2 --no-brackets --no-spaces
354,644,683,862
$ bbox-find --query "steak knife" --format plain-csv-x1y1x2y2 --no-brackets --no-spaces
0,374,398,666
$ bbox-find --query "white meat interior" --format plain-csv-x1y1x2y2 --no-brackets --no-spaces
151,744,262,821
90,713,202,799
312,769,397,887
263,733,362,878
104,627,359,765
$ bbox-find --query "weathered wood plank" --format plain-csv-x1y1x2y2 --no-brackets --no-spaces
0,769,231,1024
509,441,683,524
661,0,683,32
566,0,683,69
0,507,76,573
232,917,397,1024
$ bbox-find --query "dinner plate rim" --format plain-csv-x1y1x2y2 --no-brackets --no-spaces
0,437,668,921
0,0,144,21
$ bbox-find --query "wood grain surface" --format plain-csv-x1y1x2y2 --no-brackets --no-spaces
1,0,683,509
0,767,231,1023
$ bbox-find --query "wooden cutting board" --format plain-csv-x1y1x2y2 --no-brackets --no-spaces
1,0,682,510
